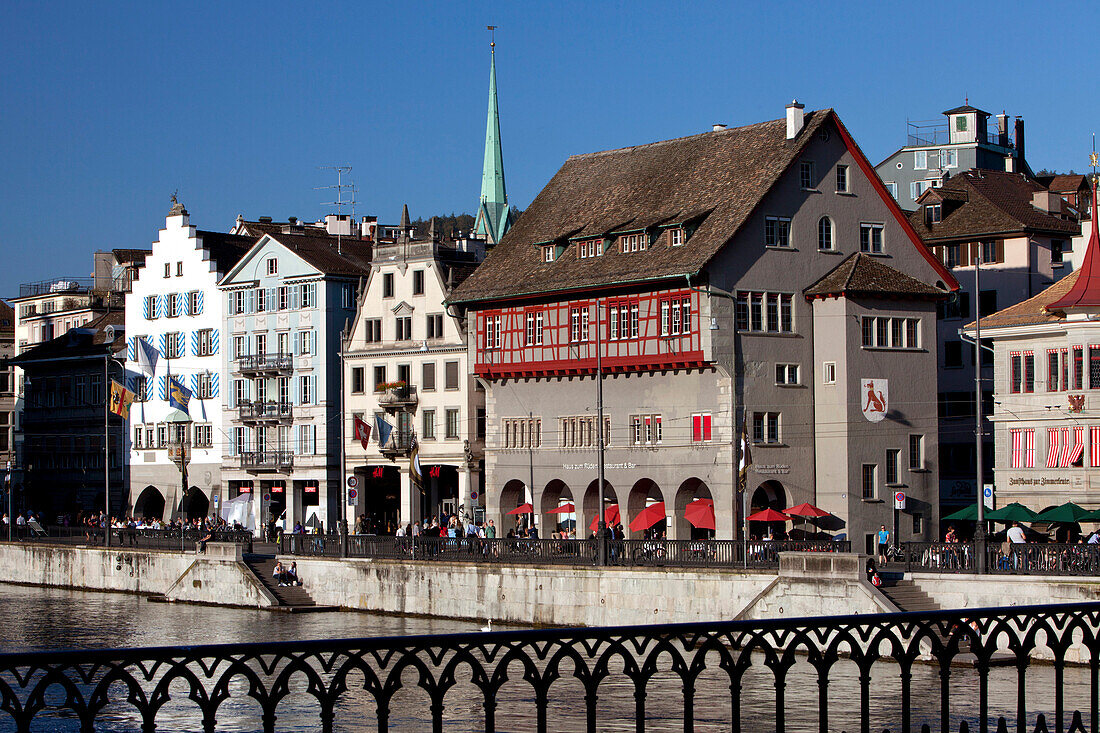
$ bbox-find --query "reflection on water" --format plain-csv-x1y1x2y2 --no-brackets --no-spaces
0,583,1094,732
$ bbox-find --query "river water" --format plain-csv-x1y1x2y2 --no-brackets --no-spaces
0,583,1094,732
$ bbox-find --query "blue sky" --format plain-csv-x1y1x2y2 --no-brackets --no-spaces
1,0,1095,297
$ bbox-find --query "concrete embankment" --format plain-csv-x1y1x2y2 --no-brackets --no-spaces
4,543,1100,628
0,542,275,608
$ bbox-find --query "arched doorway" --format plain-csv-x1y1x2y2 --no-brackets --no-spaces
626,478,665,539
180,487,209,522
133,486,165,521
749,480,788,540
499,479,530,533
674,478,714,540
583,479,617,536
541,479,575,537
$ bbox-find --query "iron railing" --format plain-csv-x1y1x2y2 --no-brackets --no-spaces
0,601,1098,732
5,526,253,553
237,400,293,422
240,450,294,471
280,535,851,568
236,353,293,373
893,542,1100,577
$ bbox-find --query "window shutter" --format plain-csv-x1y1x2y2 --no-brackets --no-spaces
210,372,219,397
143,298,150,319
703,414,712,442
289,287,299,310
128,337,136,361
158,295,167,317
995,241,1004,263
191,373,199,394
267,287,277,312
692,415,702,442
159,376,168,401
210,330,219,354
190,331,199,356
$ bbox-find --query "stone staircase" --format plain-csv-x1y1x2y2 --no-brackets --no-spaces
243,554,336,613
878,577,940,612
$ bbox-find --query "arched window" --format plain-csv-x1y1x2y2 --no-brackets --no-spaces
818,216,834,251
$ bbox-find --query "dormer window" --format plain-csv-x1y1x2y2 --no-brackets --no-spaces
670,227,684,247
620,233,647,253
926,204,942,225
578,239,603,259
542,246,555,263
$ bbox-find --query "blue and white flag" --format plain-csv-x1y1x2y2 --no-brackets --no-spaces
135,337,160,378
374,415,393,448
167,376,192,416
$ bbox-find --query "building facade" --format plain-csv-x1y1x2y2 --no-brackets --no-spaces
0,302,16,509
909,169,1082,514
219,231,369,531
973,186,1100,513
125,201,256,521
876,105,1030,210
343,219,485,531
11,312,128,518
450,105,957,551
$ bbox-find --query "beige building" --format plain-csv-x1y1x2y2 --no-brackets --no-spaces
450,104,958,551
343,215,485,530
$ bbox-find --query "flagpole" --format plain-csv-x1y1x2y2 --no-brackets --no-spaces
104,353,110,547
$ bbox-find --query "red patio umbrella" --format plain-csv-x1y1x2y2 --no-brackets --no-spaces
746,508,791,523
628,501,667,532
547,503,575,514
784,502,830,518
589,504,621,531
684,498,716,530
506,503,534,515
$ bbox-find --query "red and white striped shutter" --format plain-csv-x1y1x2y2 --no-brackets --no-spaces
1025,429,1035,468
1092,427,1100,467
1047,428,1061,468
1011,429,1021,469
1069,426,1085,465
1059,427,1073,467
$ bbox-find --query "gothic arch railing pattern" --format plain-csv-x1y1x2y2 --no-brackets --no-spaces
2,602,1100,732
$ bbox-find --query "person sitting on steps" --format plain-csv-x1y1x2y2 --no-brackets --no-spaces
272,560,289,586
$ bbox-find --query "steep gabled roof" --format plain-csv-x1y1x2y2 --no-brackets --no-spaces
804,253,944,300
196,230,259,273
970,270,1079,330
909,169,1079,242
1039,174,1088,194
265,233,373,276
943,104,989,116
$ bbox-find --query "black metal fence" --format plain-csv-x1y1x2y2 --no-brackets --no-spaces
893,542,1100,577
1,601,1098,732
4,526,253,553
279,535,851,569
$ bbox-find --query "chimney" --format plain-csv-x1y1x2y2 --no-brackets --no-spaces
1014,116,1026,167
997,112,1009,147
786,100,805,140
712,123,727,132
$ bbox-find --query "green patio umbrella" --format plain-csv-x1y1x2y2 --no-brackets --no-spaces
1034,502,1092,523
984,502,1039,523
942,504,981,522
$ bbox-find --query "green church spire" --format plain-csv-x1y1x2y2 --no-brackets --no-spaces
474,34,511,245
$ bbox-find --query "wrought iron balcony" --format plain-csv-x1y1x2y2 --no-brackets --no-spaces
239,450,293,472
237,401,293,423
237,353,293,375
376,384,417,413
378,428,413,458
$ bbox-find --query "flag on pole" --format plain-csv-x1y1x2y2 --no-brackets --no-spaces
108,380,135,419
410,437,423,493
353,416,372,449
374,415,393,448
135,337,160,378
738,412,752,492
167,376,192,416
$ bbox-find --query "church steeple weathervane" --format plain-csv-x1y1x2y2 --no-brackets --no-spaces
474,25,511,245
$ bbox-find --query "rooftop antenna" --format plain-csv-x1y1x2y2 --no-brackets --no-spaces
316,165,356,254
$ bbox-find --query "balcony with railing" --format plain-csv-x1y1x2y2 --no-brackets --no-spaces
237,401,293,423
375,383,417,413
378,428,413,458
237,353,293,375
240,451,293,472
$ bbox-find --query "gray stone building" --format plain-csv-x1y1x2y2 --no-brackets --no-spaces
450,104,957,551
876,105,1030,210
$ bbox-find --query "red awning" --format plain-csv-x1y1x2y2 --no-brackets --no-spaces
506,503,534,515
